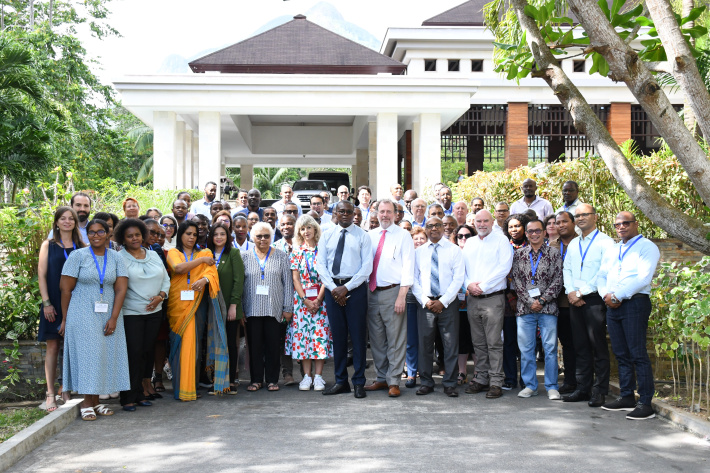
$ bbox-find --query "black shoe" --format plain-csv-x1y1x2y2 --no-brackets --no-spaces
405,377,417,389
588,393,605,407
626,403,655,420
353,384,366,398
143,393,156,401
501,382,515,391
601,395,636,411
562,390,590,403
136,400,152,407
558,384,577,395
322,383,351,396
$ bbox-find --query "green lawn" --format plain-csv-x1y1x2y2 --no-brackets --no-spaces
0,408,47,443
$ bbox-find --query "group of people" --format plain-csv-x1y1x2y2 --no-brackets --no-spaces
37,176,661,422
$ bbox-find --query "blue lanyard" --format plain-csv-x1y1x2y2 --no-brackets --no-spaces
183,250,194,285
579,230,599,270
59,241,76,260
618,235,643,263
304,248,317,283
254,247,271,280
89,247,107,295
560,242,567,261
214,248,224,265
529,250,543,286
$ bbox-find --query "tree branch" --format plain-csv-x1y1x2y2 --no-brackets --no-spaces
645,61,673,73
625,4,649,45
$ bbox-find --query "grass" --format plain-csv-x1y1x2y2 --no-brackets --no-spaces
0,408,47,443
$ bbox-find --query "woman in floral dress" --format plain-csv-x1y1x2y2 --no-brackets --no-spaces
286,215,333,392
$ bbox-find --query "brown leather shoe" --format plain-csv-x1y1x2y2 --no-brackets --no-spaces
416,385,434,395
364,381,388,391
486,385,503,399
388,385,401,397
444,386,459,397
464,380,489,394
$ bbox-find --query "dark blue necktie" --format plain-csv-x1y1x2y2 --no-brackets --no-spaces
331,228,347,276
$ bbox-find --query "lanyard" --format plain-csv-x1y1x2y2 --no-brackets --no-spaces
618,235,643,264
59,241,76,260
579,230,599,270
560,242,567,261
304,248,317,284
254,247,271,280
529,250,543,286
89,247,107,296
183,250,194,285
214,248,224,265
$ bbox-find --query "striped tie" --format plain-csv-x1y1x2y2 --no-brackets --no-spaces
431,243,440,297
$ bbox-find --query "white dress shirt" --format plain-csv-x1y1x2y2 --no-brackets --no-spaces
233,238,251,252
462,231,513,293
556,199,582,214
596,235,660,300
562,229,615,295
368,224,415,287
316,223,373,292
510,196,554,220
492,221,504,234
320,219,336,232
273,199,303,218
413,239,464,308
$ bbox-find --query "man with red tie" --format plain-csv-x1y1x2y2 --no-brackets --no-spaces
365,199,415,398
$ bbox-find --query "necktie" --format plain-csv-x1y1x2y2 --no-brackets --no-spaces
369,229,387,292
331,228,347,276
430,243,440,297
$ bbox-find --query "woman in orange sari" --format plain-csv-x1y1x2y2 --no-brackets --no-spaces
166,220,229,401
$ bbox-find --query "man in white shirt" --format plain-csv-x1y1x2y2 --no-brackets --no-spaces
439,186,454,216
365,199,415,398
389,183,406,207
556,181,582,214
272,184,303,218
462,210,514,399
562,204,615,407
492,201,510,234
410,198,427,228
191,181,218,217
452,201,468,226
412,217,464,397
310,195,335,231
596,211,660,420
510,179,553,219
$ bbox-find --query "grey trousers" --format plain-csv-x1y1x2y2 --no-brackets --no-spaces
368,285,407,386
467,294,505,387
418,303,459,388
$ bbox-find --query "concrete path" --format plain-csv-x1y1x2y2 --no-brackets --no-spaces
9,358,710,473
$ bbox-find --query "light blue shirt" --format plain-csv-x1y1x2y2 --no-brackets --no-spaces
190,199,213,217
316,223,373,292
596,235,660,300
413,239,464,308
120,249,171,315
562,229,615,295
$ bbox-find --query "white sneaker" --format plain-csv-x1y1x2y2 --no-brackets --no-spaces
313,375,326,391
548,389,561,400
518,387,539,398
299,375,313,391
99,394,110,400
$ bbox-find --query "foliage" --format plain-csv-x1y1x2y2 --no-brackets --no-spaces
453,142,710,237
88,178,201,215
0,407,47,443
651,256,710,413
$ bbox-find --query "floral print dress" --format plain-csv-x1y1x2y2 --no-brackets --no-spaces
285,245,333,360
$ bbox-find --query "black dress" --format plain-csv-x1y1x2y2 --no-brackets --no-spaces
38,241,75,341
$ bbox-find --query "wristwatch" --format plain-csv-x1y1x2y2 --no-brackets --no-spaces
42,299,52,307
575,290,582,298
611,294,620,304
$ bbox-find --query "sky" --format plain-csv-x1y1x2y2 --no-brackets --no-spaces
82,0,469,84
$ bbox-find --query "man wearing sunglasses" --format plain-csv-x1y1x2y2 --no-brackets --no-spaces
596,212,660,420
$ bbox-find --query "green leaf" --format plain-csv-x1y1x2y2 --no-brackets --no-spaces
560,30,574,45
507,64,520,80
681,6,706,25
684,25,708,39
598,0,611,19
524,4,539,19
493,42,519,51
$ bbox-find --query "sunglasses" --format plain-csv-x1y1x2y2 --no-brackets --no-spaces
162,223,176,228
254,234,271,240
613,220,636,229
457,233,473,239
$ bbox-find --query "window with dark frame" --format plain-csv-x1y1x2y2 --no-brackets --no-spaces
448,59,460,71
573,60,586,73
424,59,436,71
471,60,483,72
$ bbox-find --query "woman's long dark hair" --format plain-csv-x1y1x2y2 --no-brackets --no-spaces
175,220,199,252
50,206,86,249
206,222,232,256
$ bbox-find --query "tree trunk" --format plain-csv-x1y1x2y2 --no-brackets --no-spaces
681,0,698,135
510,0,710,254
646,0,710,140
565,0,710,206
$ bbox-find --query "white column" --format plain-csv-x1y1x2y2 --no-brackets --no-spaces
460,58,472,75
199,112,221,199
408,58,425,75
241,164,254,190
184,129,193,190
153,111,177,190
436,58,448,74
411,120,421,192
418,113,441,197
376,112,398,201
192,136,199,189
367,121,377,198
355,148,368,190
174,121,185,189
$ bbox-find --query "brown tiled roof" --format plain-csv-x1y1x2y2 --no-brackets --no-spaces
189,15,406,75
422,0,487,26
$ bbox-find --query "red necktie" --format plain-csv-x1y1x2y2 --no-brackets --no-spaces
369,229,387,292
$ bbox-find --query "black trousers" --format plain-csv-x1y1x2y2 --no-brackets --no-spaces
557,307,576,387
120,312,162,406
226,319,241,384
570,299,610,394
246,316,282,385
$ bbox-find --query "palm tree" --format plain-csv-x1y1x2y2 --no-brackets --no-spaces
252,167,291,199
127,125,153,183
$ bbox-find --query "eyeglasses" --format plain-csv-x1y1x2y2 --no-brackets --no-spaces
337,209,353,215
613,220,636,229
575,212,595,219
149,230,164,237
457,233,473,240
526,229,544,235
87,230,107,237
425,223,443,229
254,234,271,240
162,223,176,229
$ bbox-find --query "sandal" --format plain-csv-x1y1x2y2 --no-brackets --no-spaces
80,407,97,421
45,393,58,413
267,383,279,392
93,404,114,416
152,373,166,392
228,384,238,395
247,383,262,392
457,372,467,385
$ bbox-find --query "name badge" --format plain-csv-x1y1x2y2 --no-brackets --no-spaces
305,287,319,298
257,285,270,296
574,279,587,290
458,293,466,301
95,302,109,313
181,290,195,301
528,288,541,298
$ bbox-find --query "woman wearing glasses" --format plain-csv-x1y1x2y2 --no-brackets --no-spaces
453,224,476,385
59,219,130,421
160,215,178,250
242,222,294,392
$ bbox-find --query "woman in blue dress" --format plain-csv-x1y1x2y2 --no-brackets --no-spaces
37,206,86,412
60,219,130,421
